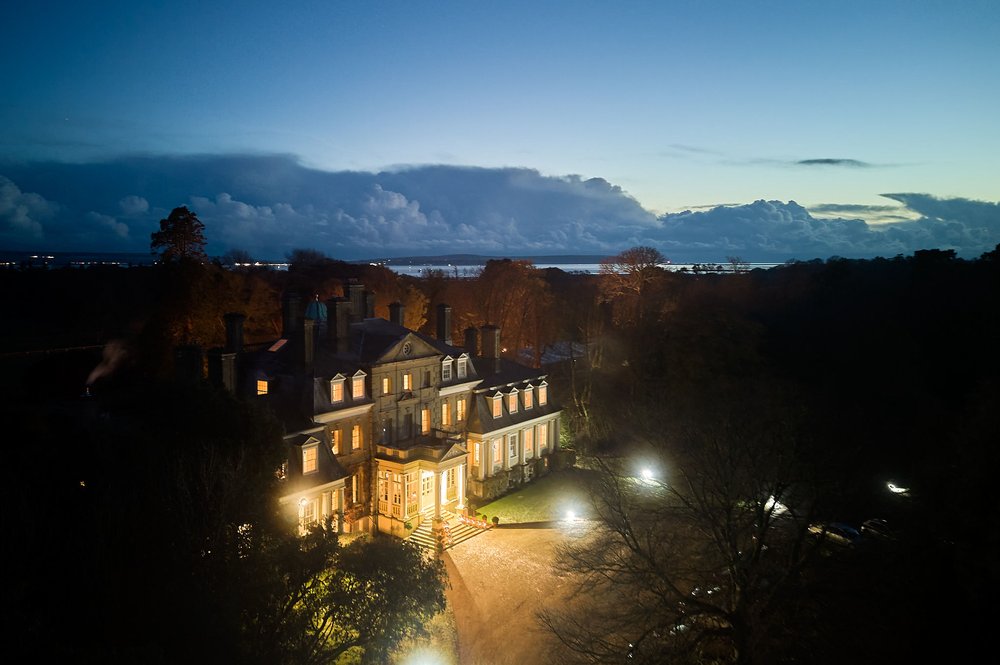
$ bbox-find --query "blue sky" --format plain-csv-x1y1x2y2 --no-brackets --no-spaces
2,1,998,259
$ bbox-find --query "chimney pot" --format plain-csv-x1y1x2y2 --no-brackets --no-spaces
436,304,453,345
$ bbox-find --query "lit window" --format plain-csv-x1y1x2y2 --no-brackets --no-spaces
352,424,361,450
330,428,341,454
538,383,548,405
508,433,518,458
257,379,268,395
457,357,467,379
330,379,344,403
402,372,413,390
492,395,502,419
457,397,466,421
524,386,533,409
352,372,365,400
442,401,451,427
525,428,534,456
539,423,548,450
421,408,431,435
381,376,391,395
303,445,318,474
301,498,317,528
442,359,452,382
508,390,518,414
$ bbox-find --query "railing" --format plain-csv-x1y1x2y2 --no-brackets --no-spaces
378,500,403,517
457,514,493,529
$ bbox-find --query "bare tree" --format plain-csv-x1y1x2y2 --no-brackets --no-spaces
541,410,830,665
599,246,668,325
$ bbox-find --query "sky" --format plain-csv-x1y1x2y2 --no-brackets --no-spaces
2,0,998,261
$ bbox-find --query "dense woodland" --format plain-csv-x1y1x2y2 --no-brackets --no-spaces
2,243,998,663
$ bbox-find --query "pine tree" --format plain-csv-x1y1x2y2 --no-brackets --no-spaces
151,206,208,263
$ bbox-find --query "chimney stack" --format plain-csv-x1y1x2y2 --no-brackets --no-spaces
208,348,237,393
344,281,365,323
282,291,303,338
302,318,316,369
480,324,501,373
464,327,478,356
223,312,245,354
174,345,204,383
389,301,405,326
326,297,349,353
436,304,453,344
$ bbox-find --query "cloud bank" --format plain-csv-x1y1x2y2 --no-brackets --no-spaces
1,155,997,261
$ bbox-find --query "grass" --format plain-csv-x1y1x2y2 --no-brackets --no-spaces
474,467,598,524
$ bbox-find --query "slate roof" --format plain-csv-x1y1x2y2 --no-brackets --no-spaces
281,427,349,496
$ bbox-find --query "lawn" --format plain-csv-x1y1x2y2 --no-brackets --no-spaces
473,467,598,524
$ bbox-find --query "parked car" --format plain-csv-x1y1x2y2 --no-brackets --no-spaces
860,518,896,540
808,522,862,546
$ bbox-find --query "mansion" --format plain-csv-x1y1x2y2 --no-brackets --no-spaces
209,281,562,537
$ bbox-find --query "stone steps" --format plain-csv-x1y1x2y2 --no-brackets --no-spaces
406,511,492,550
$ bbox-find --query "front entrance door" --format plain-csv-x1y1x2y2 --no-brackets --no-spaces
420,471,434,512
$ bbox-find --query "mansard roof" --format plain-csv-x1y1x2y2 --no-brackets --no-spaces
282,428,349,496
471,356,547,388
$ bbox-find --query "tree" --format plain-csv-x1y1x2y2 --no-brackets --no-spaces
151,205,209,262
599,246,668,325
541,404,836,665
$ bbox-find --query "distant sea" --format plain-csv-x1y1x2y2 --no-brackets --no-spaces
382,262,780,277
0,250,779,274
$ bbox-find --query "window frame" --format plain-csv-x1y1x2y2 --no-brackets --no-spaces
330,376,345,403
351,371,366,400
302,443,319,475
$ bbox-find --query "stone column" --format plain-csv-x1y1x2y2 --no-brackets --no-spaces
434,471,442,519
457,463,466,510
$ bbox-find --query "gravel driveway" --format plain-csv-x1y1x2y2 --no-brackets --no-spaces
443,521,593,665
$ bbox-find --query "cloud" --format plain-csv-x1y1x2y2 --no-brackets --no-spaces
0,155,996,261
796,158,872,168
807,202,917,224
86,211,129,238
651,196,999,260
118,195,149,216
0,175,58,245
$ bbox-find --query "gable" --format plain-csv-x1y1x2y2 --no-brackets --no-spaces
377,332,441,364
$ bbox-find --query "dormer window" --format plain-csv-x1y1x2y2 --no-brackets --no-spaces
441,357,453,382
330,375,345,403
257,379,269,396
302,444,318,474
491,394,502,419
508,388,519,414
352,371,366,400
523,385,534,409
538,382,548,406
457,356,467,379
